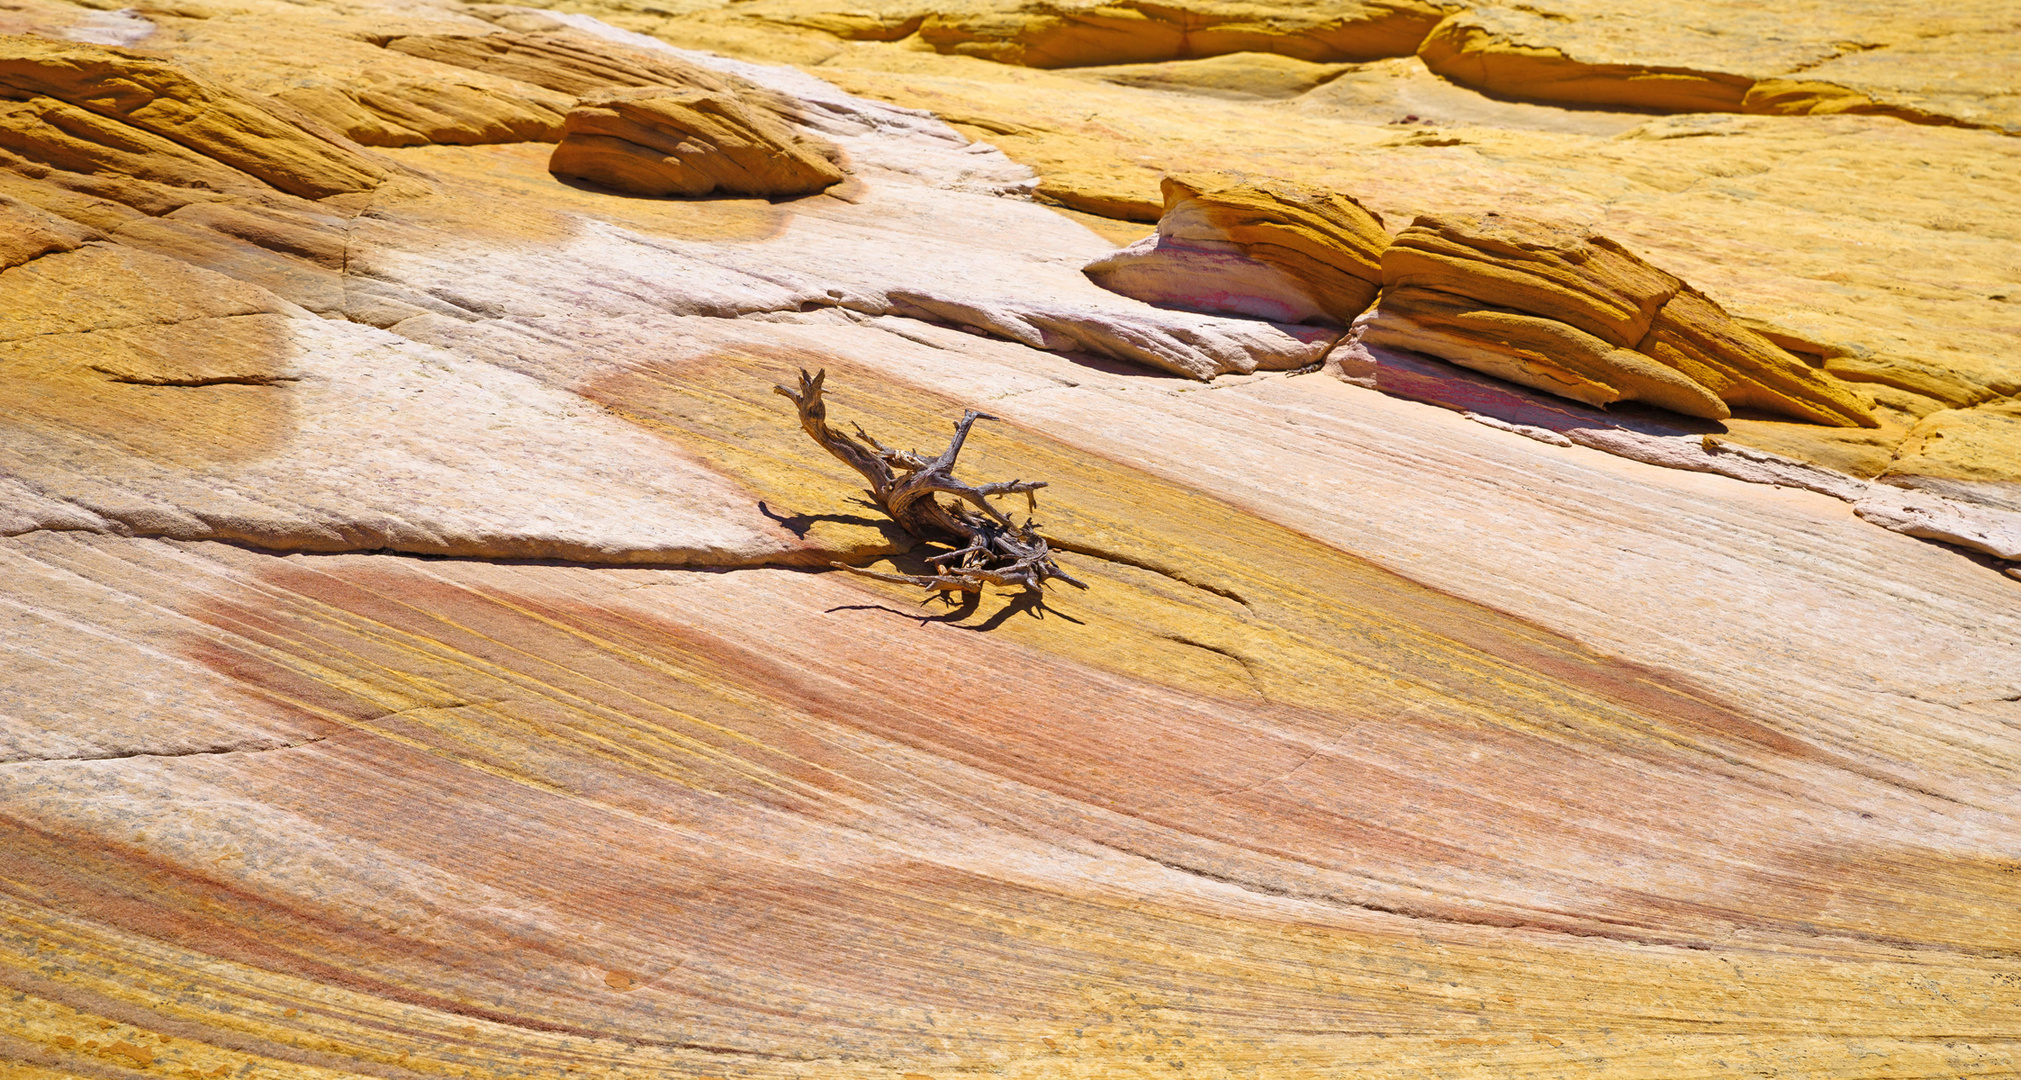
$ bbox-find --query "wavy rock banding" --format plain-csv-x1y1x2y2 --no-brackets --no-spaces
3,2,2020,1078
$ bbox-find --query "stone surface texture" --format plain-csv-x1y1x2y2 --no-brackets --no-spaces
1084,172,1388,325
1369,212,1879,425
1,0,2018,1078
548,85,846,196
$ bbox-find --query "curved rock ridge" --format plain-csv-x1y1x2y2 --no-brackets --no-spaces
913,0,1450,67
1059,49,1359,99
564,0,2017,133
380,27,785,102
1084,172,1387,325
268,27,817,151
549,86,846,196
671,0,1450,66
1366,212,1879,425
1415,11,1754,114
0,189,91,268
1413,6,2021,133
0,34,393,198
271,77,571,149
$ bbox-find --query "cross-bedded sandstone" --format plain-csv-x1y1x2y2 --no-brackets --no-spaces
1369,211,1880,425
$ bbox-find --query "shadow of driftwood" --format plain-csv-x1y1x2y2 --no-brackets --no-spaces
756,500,898,541
823,591,1084,629
821,547,1085,630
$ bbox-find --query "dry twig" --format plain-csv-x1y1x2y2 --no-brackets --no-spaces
774,368,1085,596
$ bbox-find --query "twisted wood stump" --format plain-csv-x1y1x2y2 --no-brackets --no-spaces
774,369,1086,595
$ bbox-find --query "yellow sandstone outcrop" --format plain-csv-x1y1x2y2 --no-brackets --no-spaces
0,92,272,195
270,27,850,155
548,86,845,197
267,29,810,150
1741,79,1975,128
269,78,571,148
1084,172,1387,325
1884,400,2021,501
0,190,93,269
1059,50,1357,99
0,34,390,198
1369,285,1731,418
1381,212,1678,346
559,0,2020,135
381,30,749,98
914,0,1449,68
1637,285,1877,427
1368,212,1877,425
1409,5,2021,133
1416,11,1753,114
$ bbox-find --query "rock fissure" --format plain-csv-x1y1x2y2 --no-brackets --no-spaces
0,736,327,765
1041,535,1251,610
92,371,301,387
0,310,295,346
1205,743,1327,797
353,699,506,724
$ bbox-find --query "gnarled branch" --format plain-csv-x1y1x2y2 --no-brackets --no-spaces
774,368,1085,596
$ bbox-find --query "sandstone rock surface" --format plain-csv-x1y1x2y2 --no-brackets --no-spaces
913,0,1449,68
1414,3,2021,132
0,34,392,198
3,1,2020,1078
1084,172,1387,325
571,0,2021,133
549,85,845,196
1367,212,1878,425
1060,49,1356,99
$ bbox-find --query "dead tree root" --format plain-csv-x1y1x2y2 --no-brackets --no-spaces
774,368,1085,596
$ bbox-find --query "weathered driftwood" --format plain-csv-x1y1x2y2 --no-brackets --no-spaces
774,369,1086,595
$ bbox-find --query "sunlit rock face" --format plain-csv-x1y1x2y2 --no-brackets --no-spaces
1366,211,1879,425
1084,173,1388,326
3,0,2020,1077
548,86,847,197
